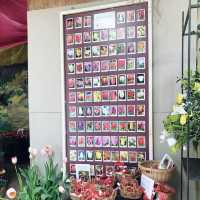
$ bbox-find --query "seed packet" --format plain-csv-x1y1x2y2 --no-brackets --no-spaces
93,91,101,102
78,106,85,117
92,61,100,72
137,121,145,132
117,27,125,40
117,12,125,24
102,136,110,147
110,75,117,86
100,45,108,57
76,62,83,74
94,106,101,117
68,78,75,89
101,90,110,101
111,136,119,147
137,136,146,148
128,121,137,132
93,76,100,87
127,26,135,38
85,77,92,88
118,90,126,101
66,34,74,45
120,151,128,162
69,121,76,132
110,105,117,116
136,89,145,101
129,151,137,163
109,44,117,56
78,150,85,161
85,107,93,117
85,91,93,102
70,150,77,161
100,29,108,41
92,46,100,57
92,31,100,42
137,57,145,69
74,33,82,44
95,165,103,176
67,48,74,60
86,151,94,161
84,16,92,27
68,63,75,74
137,152,146,162
103,151,111,162
127,10,135,22
102,121,110,132
127,89,135,101
127,42,136,54
111,151,119,162
75,16,82,28
136,73,145,85
78,136,85,147
110,59,117,71
69,106,76,118
84,47,91,58
110,121,118,132
76,78,84,88
118,74,126,85
77,91,84,102
118,59,126,71
95,150,102,161
84,62,92,73
127,58,135,70
75,47,82,59
86,136,94,147
69,136,77,147
137,41,146,54
136,9,145,21
117,43,126,55
137,104,145,116
83,31,91,43
77,121,85,132
85,121,93,132
69,92,76,103
101,60,110,72
110,90,117,101
128,136,137,148
119,136,127,147
106,166,114,176
109,29,117,41
119,121,127,132
118,105,126,116
137,25,146,38
94,136,102,147
94,121,101,132
127,105,135,116
66,18,73,29
101,105,110,116
127,73,135,85
70,164,76,174
101,76,109,87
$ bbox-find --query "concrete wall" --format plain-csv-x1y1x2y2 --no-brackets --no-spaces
28,0,199,199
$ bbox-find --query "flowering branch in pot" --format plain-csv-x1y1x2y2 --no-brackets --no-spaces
162,71,200,153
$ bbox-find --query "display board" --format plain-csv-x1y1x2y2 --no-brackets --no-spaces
61,0,152,176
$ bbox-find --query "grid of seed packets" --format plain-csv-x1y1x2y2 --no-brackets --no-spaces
64,2,149,176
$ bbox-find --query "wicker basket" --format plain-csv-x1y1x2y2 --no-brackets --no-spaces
120,187,142,200
138,161,176,183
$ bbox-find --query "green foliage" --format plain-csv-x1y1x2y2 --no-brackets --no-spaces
163,71,200,152
16,157,70,200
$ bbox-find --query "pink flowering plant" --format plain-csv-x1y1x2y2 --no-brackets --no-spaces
0,145,70,200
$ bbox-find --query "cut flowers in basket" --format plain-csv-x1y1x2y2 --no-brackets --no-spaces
162,71,200,152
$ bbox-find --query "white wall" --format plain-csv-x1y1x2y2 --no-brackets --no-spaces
28,0,199,199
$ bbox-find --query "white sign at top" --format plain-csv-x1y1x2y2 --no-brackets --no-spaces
94,11,116,29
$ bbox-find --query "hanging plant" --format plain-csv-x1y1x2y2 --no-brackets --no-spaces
162,70,200,152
